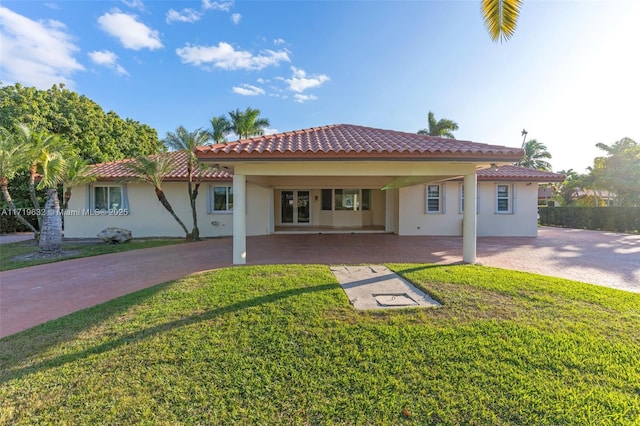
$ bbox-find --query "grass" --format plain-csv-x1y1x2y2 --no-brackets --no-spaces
0,238,184,271
1,264,639,425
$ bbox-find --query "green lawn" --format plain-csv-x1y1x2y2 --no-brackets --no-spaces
0,238,184,271
1,264,638,425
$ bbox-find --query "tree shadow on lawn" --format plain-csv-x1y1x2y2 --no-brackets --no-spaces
0,281,339,386
0,279,174,378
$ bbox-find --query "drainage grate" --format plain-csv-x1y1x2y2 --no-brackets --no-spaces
373,293,419,307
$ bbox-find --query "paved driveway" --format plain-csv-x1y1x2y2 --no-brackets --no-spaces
1,227,638,338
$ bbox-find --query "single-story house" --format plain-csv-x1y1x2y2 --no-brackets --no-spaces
64,124,564,264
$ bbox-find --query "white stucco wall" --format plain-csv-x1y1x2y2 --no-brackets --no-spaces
398,183,463,235
65,181,241,238
397,181,539,237
476,182,539,237
246,184,270,236
65,179,540,238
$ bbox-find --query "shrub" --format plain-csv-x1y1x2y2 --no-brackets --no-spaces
539,207,640,233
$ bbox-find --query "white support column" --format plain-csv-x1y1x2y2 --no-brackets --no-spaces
385,189,395,232
233,174,247,264
268,188,275,234
463,173,477,263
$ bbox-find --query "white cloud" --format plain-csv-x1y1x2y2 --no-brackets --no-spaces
294,93,318,103
256,78,266,84
88,50,129,76
264,128,279,135
232,84,265,96
231,13,241,24
273,38,286,45
202,0,234,12
121,0,145,11
166,8,201,23
176,42,290,70
97,11,162,50
0,6,84,88
285,67,329,92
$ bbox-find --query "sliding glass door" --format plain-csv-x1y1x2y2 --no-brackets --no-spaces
281,190,310,225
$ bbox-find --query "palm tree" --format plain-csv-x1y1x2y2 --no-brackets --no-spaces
124,155,191,239
60,156,94,212
208,115,232,144
517,139,553,171
0,128,38,235
481,0,522,42
417,111,459,139
164,126,211,241
36,150,66,253
15,124,69,229
228,107,270,140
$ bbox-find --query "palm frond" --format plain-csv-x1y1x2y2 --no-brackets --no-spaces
63,157,95,187
481,0,522,43
36,151,68,189
123,155,175,188
0,131,29,180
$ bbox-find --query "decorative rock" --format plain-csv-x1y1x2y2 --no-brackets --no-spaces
97,227,132,244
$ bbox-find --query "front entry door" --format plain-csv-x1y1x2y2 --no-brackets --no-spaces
281,190,310,225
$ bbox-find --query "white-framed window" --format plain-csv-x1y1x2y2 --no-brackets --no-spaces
426,184,443,213
459,184,479,214
209,185,233,213
496,184,514,213
91,185,126,211
320,189,371,211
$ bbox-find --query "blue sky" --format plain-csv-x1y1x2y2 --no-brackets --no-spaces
1,1,639,173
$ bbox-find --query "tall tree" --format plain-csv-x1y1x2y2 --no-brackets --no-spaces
0,83,162,163
163,126,211,241
124,155,191,239
35,150,66,253
0,128,38,235
417,111,459,139
481,0,522,42
592,137,640,206
517,139,553,171
208,115,232,144
228,107,270,140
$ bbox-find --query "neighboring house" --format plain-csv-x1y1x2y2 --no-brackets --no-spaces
538,186,556,206
65,124,564,264
572,188,616,206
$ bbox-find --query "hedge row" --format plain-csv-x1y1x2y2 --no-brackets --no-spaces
539,207,640,233
0,213,38,234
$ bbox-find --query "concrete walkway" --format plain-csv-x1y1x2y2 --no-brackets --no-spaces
0,233,34,245
331,265,441,310
1,227,638,338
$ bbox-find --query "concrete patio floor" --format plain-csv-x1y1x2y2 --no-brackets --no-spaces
1,227,638,338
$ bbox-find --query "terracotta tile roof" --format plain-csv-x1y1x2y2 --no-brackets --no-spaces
88,151,232,181
477,165,565,182
195,124,524,161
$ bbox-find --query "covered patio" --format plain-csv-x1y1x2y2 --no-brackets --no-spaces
196,124,524,265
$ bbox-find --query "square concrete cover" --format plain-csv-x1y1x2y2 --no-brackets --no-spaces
330,265,442,310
